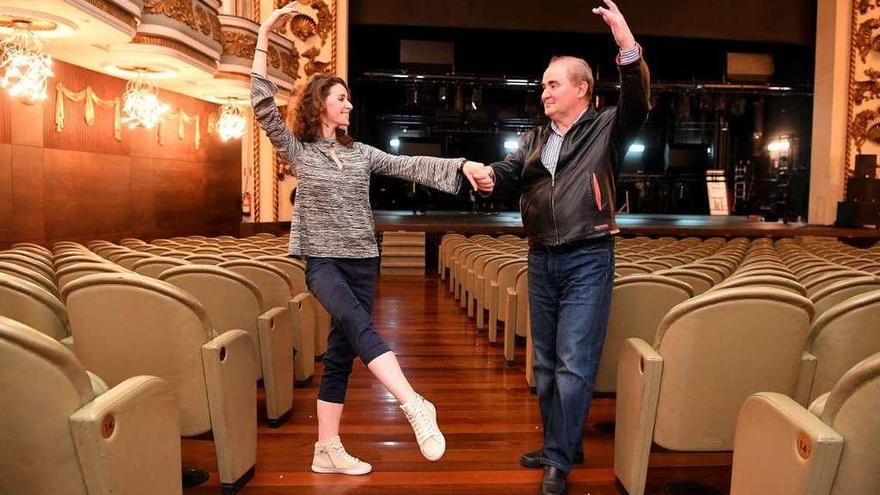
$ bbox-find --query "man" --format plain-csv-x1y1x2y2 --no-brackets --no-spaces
484,2,650,494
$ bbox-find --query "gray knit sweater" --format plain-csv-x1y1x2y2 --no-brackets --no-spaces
251,75,464,258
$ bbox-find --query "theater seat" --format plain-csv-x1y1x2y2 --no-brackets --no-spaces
731,352,880,495
219,259,315,385
0,316,182,495
654,267,715,295
160,264,294,427
57,262,129,293
256,255,331,358
61,273,258,492
0,273,70,343
614,287,813,495
131,256,191,279
810,276,880,318
502,265,529,364
796,289,880,405
594,274,693,394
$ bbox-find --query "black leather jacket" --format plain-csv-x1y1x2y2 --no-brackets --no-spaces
490,58,650,248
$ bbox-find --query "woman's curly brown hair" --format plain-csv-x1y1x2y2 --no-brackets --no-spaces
290,74,354,148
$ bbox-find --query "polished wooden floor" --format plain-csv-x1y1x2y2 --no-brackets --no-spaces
183,274,732,494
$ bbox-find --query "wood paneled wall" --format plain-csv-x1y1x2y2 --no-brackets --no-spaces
0,61,242,248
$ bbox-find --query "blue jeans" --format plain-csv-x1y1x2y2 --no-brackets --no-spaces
305,257,391,404
528,236,615,473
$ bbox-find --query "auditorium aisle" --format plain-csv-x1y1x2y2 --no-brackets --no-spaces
184,274,731,494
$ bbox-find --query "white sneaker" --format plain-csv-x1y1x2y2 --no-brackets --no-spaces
310,436,372,475
401,394,446,461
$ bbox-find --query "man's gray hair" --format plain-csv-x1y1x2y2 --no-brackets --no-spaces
549,55,594,100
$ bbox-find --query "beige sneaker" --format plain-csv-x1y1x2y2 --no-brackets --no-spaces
310,436,372,475
400,394,446,461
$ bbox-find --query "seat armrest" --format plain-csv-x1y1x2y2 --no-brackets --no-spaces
795,351,818,406
70,375,182,495
730,392,843,495
202,329,258,484
614,338,664,495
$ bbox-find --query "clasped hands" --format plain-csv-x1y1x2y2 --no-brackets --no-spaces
461,161,495,194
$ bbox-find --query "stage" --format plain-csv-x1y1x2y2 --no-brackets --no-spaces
371,211,880,241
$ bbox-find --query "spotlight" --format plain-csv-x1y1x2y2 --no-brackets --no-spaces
767,139,790,152
628,143,645,153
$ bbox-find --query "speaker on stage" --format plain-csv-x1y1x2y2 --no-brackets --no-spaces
854,154,878,179
836,201,880,228
846,177,880,204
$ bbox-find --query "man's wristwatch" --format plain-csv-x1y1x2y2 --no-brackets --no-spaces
457,158,467,172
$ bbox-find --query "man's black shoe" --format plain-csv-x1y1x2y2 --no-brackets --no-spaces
520,448,584,468
538,466,568,495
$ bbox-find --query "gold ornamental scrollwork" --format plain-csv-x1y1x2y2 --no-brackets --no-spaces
143,0,197,31
853,68,880,106
281,46,300,80
222,31,257,59
850,108,880,153
195,6,212,37
210,12,222,43
853,18,880,63
303,46,331,77
268,46,282,69
299,0,333,44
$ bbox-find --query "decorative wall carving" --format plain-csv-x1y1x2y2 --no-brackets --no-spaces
222,31,257,59
143,0,197,31
847,7,880,171
303,47,331,77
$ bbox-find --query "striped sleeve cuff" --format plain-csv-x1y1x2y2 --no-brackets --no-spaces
616,43,642,66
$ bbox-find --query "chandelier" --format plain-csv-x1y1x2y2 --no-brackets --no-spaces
122,71,169,129
0,23,53,101
216,98,246,141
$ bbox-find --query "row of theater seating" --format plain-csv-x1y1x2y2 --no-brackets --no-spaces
439,233,880,495
0,234,333,495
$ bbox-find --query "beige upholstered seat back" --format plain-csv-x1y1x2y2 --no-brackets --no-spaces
496,260,527,321
652,287,814,451
615,262,652,277
62,272,213,435
820,352,880,495
810,276,880,318
0,252,55,281
803,270,870,297
255,256,307,294
218,260,293,309
0,316,92,495
160,265,264,374
710,274,807,296
595,274,692,393
131,256,191,279
805,289,880,402
0,261,59,297
655,268,715,295
184,253,226,265
114,252,153,270
57,262,129,292
0,274,69,341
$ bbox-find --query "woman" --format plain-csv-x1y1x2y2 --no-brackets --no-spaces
251,3,494,476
